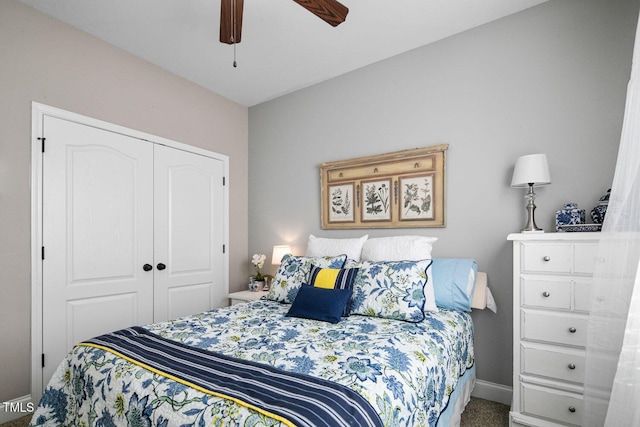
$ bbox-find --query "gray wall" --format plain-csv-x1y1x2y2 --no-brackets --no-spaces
248,0,639,387
0,1,248,403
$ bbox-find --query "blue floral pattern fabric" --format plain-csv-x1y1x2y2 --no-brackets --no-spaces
29,300,474,427
346,259,436,322
266,254,347,303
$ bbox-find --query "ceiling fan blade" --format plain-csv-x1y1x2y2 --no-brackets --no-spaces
220,0,244,44
292,0,349,27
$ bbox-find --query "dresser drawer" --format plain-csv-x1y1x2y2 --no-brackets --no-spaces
522,278,571,309
522,310,587,347
522,383,582,425
522,244,572,273
522,277,592,312
522,344,585,384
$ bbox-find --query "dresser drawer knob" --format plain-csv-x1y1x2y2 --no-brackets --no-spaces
568,363,576,370
543,256,551,261
569,327,577,333
568,406,576,413
542,291,550,297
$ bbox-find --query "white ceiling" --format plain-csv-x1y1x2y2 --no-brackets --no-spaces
20,0,549,107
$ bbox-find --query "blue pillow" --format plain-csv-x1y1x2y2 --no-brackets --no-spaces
431,258,478,312
286,284,353,324
307,264,360,316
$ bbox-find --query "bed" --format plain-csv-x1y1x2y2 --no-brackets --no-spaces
29,235,494,427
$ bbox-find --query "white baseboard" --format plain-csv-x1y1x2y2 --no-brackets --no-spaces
471,379,513,406
0,395,34,424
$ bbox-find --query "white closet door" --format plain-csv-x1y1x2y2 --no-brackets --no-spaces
153,144,225,322
41,116,155,386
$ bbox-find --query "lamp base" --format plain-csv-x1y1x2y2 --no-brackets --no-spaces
520,184,544,233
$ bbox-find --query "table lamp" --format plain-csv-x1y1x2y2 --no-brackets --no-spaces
511,154,551,232
271,245,291,265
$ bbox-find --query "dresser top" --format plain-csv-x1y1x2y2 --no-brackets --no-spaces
508,232,601,241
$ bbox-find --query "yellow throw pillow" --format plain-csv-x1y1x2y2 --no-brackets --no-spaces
312,268,341,289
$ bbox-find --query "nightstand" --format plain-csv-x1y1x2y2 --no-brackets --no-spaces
228,290,269,306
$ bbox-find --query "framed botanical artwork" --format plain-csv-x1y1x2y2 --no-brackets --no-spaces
327,183,355,223
361,179,392,221
399,174,435,221
319,144,447,229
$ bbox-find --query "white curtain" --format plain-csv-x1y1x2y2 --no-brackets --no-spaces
582,10,640,427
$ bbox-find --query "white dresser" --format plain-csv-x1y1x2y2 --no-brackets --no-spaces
508,232,600,426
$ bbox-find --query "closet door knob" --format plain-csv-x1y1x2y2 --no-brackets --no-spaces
542,291,550,297
543,256,551,262
568,363,576,370
569,327,577,333
157,263,166,271
568,406,576,413
143,264,153,271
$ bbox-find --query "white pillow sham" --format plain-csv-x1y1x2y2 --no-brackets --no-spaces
305,234,368,261
360,235,437,262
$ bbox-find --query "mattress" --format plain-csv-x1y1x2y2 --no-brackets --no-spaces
29,299,474,426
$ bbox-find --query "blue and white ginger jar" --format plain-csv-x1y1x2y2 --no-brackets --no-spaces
555,203,585,231
590,189,610,224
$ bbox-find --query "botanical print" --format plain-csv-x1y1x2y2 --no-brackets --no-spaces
401,175,434,220
328,183,354,222
362,179,391,221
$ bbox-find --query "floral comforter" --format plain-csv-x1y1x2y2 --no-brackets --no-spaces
29,299,474,427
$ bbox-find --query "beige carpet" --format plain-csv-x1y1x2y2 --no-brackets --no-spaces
461,397,510,426
0,415,30,427
3,397,509,426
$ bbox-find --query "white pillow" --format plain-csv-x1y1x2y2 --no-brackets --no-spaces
360,235,437,262
305,234,368,261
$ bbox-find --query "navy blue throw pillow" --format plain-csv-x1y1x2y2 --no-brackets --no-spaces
286,283,353,324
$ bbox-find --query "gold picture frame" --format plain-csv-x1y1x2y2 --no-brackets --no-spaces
399,174,435,221
327,182,355,223
361,178,392,222
320,144,447,229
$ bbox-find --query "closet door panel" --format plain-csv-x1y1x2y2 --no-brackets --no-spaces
41,116,154,387
153,145,225,322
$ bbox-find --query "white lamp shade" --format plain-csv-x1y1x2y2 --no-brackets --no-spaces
271,245,291,265
511,154,551,187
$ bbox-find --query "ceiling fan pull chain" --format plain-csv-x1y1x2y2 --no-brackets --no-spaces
232,0,238,67
233,43,237,67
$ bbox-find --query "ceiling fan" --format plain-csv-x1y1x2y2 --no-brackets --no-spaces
219,0,349,45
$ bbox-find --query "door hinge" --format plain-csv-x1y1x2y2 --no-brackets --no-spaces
223,244,226,254
38,137,46,153
41,246,45,260
41,353,45,368
223,176,226,186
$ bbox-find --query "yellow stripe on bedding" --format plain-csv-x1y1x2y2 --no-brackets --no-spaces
79,343,296,427
312,268,340,289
